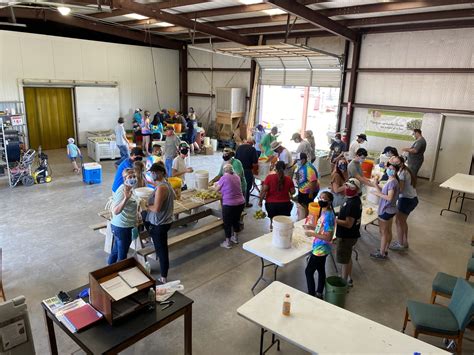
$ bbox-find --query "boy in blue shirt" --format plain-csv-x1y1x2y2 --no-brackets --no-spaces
66,138,81,174
112,147,144,192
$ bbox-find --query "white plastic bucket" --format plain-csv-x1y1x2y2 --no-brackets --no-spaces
204,137,211,146
194,170,209,190
272,215,294,249
211,139,218,151
257,160,271,180
367,187,380,205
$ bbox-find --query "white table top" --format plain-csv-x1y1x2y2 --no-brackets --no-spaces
440,173,474,195
238,281,449,355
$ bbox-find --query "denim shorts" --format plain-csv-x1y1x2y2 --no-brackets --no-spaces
378,212,396,221
398,197,419,215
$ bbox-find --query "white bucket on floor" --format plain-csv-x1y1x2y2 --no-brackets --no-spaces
204,137,211,146
211,139,218,151
367,187,380,205
195,170,209,190
272,216,294,249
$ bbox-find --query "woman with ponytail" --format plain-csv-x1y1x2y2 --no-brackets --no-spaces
303,191,335,298
259,161,295,231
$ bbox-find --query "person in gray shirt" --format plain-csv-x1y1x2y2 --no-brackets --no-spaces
163,126,181,177
347,148,372,187
402,129,426,177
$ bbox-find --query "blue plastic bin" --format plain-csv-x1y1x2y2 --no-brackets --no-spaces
83,163,102,184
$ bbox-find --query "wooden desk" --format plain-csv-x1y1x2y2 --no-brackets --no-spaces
238,281,449,355
42,285,193,355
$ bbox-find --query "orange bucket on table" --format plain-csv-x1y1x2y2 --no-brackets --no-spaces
361,160,374,178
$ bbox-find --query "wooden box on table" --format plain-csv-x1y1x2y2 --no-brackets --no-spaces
89,258,156,325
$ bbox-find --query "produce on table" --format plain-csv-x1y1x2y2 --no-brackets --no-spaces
253,209,267,220
194,190,221,200
366,207,374,215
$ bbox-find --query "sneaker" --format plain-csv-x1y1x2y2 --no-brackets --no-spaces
220,240,232,249
389,241,405,251
315,292,323,299
347,278,354,287
230,234,239,244
370,251,388,260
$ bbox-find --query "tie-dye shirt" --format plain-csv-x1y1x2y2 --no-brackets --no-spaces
296,162,319,194
312,210,335,256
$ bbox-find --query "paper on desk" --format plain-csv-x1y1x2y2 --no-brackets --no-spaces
118,267,150,288
101,276,137,301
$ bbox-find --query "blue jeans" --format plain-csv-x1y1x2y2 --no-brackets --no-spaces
115,145,130,167
165,157,173,177
108,225,133,264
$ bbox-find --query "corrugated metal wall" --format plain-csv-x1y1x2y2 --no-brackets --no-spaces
0,30,179,128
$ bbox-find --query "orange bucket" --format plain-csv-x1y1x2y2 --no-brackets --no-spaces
174,123,182,133
361,160,374,178
306,202,321,225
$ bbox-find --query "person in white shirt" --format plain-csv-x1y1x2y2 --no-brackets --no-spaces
114,117,129,168
270,140,294,177
172,142,193,190
291,132,314,161
348,133,367,161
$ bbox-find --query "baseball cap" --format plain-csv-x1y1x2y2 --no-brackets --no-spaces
357,133,367,141
345,178,361,190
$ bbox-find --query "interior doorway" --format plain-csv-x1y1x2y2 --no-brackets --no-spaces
24,87,75,150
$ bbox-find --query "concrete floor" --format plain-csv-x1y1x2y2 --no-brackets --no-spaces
0,149,473,354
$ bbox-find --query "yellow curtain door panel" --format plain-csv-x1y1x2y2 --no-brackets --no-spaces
24,87,74,150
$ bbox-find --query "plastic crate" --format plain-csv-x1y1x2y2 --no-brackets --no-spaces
83,163,102,184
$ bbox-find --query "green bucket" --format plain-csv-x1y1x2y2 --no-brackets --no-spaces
324,276,348,308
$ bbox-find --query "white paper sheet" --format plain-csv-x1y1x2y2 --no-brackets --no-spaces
101,276,137,301
118,267,150,288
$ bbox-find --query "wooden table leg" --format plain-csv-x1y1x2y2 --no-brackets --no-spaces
184,304,192,355
43,309,59,355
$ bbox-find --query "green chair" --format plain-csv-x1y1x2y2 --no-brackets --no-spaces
431,257,474,304
466,257,474,280
403,278,474,354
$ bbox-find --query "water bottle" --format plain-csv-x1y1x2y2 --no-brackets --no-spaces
282,294,291,316
145,261,151,274
148,288,156,310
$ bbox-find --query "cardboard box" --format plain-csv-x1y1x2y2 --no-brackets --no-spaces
203,145,214,155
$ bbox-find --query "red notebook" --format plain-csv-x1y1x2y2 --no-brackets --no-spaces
63,304,103,331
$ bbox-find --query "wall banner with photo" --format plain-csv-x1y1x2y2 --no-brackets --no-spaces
365,109,423,141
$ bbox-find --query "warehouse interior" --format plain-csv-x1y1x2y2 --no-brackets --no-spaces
0,0,473,354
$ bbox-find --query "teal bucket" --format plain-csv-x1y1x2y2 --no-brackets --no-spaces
324,276,348,308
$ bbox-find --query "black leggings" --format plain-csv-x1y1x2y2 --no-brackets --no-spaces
222,204,245,239
149,223,172,278
305,254,328,296
244,169,254,204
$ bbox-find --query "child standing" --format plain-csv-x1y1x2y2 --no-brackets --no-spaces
67,138,81,174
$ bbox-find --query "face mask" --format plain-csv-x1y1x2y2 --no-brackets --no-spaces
318,200,329,208
359,157,366,163
335,138,341,143
124,178,137,187
180,148,189,156
345,187,358,197
223,155,231,161
150,172,158,181
338,163,347,171
387,169,396,177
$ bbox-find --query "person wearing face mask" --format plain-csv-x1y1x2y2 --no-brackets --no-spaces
210,148,246,195
146,162,175,284
330,157,349,207
378,146,398,168
348,133,367,161
295,152,319,220
402,128,426,177
335,178,362,287
172,142,193,190
303,191,335,299
114,117,130,168
112,147,145,193
370,164,400,260
108,168,139,264
163,126,181,177
260,126,278,157
347,148,372,188
329,133,346,169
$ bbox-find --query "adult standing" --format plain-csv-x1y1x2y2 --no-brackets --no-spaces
260,126,278,157
295,152,319,220
235,139,258,207
370,163,400,260
114,117,129,168
348,133,367,161
330,157,349,207
163,126,181,177
329,133,346,168
172,142,193,190
112,147,144,193
335,178,362,287
146,162,174,284
150,115,163,142
390,156,418,251
304,130,316,163
347,148,373,187
303,191,335,299
270,141,294,177
210,148,246,196
253,124,265,157
215,164,246,249
186,108,200,154
141,111,152,155
291,132,314,161
108,168,139,264
259,161,295,230
402,129,426,177
133,108,142,144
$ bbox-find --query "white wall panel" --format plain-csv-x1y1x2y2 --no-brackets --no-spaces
0,30,179,129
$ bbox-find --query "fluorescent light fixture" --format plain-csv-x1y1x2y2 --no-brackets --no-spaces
57,6,71,16
239,0,263,4
124,13,148,20
153,22,173,27
263,8,286,16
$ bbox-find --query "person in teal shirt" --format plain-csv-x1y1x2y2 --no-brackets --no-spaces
210,148,246,194
260,126,278,157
